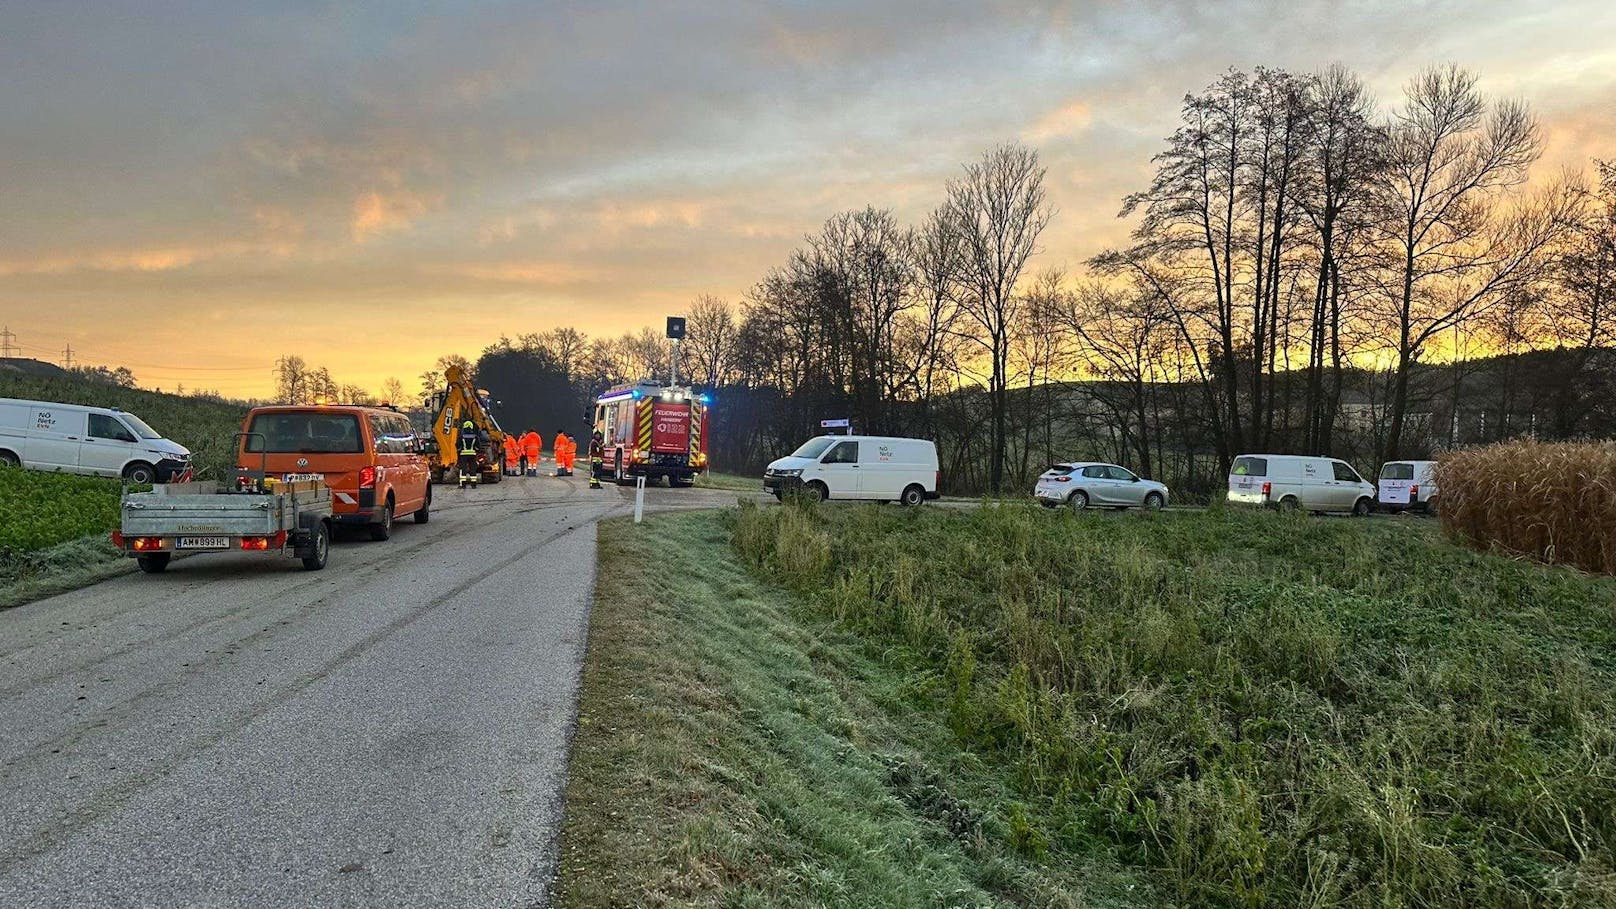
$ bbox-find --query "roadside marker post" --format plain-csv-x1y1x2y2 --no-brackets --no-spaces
634,476,646,523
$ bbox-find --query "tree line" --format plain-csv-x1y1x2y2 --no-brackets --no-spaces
267,62,1613,497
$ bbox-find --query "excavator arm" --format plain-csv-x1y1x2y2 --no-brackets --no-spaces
428,365,506,483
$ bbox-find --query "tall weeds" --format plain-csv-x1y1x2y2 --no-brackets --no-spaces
729,502,1616,908
1440,439,1616,575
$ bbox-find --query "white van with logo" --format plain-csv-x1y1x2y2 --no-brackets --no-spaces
1226,453,1375,516
0,398,191,483
763,435,940,505
1377,460,1438,512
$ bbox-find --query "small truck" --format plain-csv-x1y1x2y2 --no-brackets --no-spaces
112,477,334,574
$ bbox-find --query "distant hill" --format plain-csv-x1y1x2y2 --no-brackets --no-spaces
0,357,70,380
0,369,250,479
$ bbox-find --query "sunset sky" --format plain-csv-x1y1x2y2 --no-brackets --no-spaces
3,1,1613,398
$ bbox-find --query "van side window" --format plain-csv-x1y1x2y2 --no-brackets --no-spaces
88,413,136,443
1332,462,1361,483
388,415,417,454
824,441,859,464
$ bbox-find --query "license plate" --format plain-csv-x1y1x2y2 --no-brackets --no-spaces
284,473,324,483
177,536,230,550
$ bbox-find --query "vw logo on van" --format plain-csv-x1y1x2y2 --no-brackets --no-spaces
296,458,309,468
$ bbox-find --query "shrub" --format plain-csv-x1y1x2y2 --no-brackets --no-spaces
1439,438,1616,574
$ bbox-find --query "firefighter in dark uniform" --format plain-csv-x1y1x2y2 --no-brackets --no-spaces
457,419,481,489
589,430,605,489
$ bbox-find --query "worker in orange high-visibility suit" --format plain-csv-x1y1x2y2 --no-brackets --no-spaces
521,430,541,477
502,434,519,476
553,430,572,477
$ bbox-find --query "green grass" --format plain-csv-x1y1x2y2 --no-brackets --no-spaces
0,469,125,552
730,502,1616,908
0,372,248,478
556,511,1151,908
0,470,133,608
696,470,762,492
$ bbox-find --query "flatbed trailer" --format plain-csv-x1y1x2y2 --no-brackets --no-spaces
112,479,334,574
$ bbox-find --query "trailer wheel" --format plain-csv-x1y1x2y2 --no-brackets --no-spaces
301,522,330,570
137,553,171,574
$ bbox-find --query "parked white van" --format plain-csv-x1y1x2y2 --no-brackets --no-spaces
1226,453,1375,515
763,435,939,505
1377,460,1438,512
0,398,191,483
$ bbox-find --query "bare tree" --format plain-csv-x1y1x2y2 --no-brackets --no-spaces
274,355,308,404
684,294,740,387
380,377,407,406
1372,65,1553,460
945,142,1053,491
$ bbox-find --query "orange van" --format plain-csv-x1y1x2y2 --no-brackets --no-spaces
236,405,432,540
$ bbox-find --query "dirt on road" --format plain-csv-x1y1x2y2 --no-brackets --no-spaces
0,475,750,909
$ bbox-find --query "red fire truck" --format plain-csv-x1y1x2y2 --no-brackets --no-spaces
592,381,710,486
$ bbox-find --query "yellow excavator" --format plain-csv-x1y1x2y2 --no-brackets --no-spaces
426,365,505,485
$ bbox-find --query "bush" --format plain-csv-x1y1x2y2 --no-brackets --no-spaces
0,469,123,553
1439,438,1616,574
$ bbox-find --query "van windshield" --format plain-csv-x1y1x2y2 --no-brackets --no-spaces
1231,456,1267,477
790,437,836,459
244,412,364,454
1381,463,1415,480
120,413,163,440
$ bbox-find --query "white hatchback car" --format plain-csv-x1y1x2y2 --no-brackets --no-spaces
1034,462,1169,511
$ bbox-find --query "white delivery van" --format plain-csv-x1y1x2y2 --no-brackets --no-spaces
763,435,940,505
1226,453,1375,515
0,398,191,483
1377,460,1438,512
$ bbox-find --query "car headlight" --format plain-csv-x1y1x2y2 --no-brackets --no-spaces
773,468,802,477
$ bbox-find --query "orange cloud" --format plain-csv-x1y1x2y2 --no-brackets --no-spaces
0,246,207,275
1025,98,1093,142
435,261,600,285
351,189,435,242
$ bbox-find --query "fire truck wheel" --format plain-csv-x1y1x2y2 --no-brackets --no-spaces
301,523,330,571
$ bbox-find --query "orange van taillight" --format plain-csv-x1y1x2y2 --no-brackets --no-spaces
359,466,377,488
1261,481,1272,498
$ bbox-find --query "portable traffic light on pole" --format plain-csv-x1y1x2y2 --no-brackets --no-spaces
666,316,686,386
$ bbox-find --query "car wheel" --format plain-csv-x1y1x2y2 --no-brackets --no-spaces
413,487,431,524
1278,496,1300,512
123,461,157,485
803,481,827,503
301,523,330,571
137,553,170,574
369,501,394,541
900,484,925,507
0,450,19,468
1352,497,1372,517
1143,492,1164,511
1069,490,1089,512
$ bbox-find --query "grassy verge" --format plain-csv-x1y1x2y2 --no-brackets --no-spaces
0,471,136,609
695,470,761,492
730,502,1616,907
555,511,1150,908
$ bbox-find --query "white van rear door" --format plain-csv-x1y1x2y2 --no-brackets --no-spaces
23,407,86,470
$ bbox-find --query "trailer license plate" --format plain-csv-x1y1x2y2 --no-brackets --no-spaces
177,536,229,550
284,473,324,483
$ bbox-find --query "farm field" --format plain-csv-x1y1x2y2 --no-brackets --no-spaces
560,503,1616,908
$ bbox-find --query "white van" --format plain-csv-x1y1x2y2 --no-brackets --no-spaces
0,398,191,483
1226,453,1375,515
1377,460,1438,512
763,435,940,505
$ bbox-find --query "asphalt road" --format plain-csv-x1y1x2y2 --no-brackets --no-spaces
0,474,749,909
